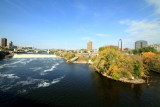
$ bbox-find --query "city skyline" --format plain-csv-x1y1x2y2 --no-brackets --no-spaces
0,0,160,49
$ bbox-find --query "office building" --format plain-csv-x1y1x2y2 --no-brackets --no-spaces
87,41,92,51
1,38,7,47
149,44,160,52
135,40,148,49
8,41,13,48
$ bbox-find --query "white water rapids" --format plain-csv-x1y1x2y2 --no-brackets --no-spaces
0,53,64,94
13,53,57,58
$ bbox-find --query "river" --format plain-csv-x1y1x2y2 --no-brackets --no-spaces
0,53,160,107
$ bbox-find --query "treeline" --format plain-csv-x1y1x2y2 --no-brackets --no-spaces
133,47,157,55
0,51,10,59
92,46,160,81
54,51,75,60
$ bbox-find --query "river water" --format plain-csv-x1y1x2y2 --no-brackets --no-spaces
0,53,160,107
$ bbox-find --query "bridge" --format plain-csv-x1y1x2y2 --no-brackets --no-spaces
70,57,79,62
14,49,52,53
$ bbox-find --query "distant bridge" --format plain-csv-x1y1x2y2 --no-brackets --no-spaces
70,57,79,62
14,49,52,53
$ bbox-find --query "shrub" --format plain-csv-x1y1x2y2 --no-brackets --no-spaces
91,56,97,62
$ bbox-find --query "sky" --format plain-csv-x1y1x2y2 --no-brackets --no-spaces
0,0,160,49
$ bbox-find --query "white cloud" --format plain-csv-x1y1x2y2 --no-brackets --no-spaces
120,19,160,44
119,20,130,24
146,0,160,14
95,33,108,37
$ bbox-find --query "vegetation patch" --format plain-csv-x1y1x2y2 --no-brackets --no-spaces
93,46,147,83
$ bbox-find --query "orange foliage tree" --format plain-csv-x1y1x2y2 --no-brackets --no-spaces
142,52,160,72
142,52,155,71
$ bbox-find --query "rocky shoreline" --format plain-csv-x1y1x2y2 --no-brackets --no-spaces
73,61,88,64
102,73,146,84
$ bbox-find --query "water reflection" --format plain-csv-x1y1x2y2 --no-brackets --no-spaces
91,71,144,106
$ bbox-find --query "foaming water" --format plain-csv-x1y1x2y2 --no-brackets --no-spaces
0,59,26,69
44,63,59,72
0,73,19,79
0,53,64,94
13,53,57,58
37,76,65,88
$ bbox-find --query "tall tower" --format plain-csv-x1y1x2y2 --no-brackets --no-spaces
1,38,7,47
8,41,13,49
87,41,92,51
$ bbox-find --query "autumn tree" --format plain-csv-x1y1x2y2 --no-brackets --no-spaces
142,52,160,72
93,47,146,80
64,51,75,60
93,47,124,80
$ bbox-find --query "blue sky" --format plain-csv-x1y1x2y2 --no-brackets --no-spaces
0,0,160,49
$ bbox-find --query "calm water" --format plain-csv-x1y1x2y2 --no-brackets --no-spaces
0,54,160,107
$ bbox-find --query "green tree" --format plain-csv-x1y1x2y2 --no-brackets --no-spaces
64,51,75,60
133,47,157,55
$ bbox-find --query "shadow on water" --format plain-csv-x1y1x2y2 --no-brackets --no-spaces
90,71,144,107
0,91,59,107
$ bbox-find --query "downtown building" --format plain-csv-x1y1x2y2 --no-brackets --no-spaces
135,40,148,49
87,41,92,51
149,44,160,52
8,41,13,49
1,38,7,47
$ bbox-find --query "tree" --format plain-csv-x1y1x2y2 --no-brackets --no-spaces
142,52,157,71
133,49,139,55
133,47,157,55
93,47,146,80
64,51,75,60
93,47,124,80
99,46,118,52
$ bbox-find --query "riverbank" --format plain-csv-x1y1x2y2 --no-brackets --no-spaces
102,73,146,84
55,53,146,84
0,51,14,59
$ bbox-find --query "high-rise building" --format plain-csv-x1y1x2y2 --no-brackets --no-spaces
1,38,7,47
135,40,148,49
87,41,92,51
8,41,13,49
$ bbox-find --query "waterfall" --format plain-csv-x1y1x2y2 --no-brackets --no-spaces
13,54,57,58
